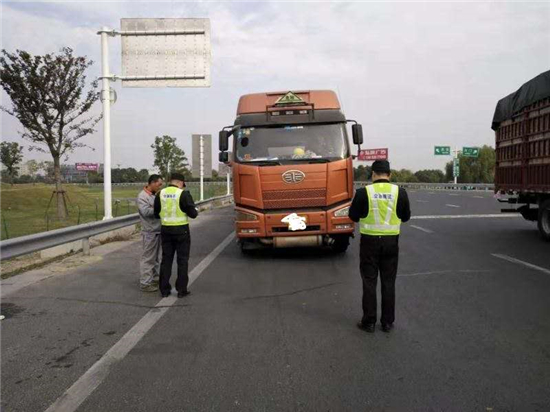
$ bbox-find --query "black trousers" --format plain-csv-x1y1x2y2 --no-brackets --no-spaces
359,234,399,325
159,228,191,294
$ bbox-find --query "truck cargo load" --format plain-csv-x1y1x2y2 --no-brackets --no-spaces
493,70,550,240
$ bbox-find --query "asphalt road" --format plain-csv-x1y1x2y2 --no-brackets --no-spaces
2,189,550,412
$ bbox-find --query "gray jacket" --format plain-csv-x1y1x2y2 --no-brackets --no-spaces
138,189,161,233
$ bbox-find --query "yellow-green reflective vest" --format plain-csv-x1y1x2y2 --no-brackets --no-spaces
159,187,189,226
360,182,401,236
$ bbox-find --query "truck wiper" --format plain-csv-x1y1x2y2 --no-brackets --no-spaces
248,160,281,166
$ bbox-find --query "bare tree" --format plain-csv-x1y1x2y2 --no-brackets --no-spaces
0,47,101,217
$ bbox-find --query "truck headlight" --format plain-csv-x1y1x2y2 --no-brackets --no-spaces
333,206,350,217
236,211,258,221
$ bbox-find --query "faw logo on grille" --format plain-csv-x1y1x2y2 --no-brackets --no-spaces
282,170,306,184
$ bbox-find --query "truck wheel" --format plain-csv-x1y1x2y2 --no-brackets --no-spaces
331,235,350,254
537,200,550,241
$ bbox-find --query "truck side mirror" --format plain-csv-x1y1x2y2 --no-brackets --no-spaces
352,124,363,145
219,151,229,163
219,130,229,152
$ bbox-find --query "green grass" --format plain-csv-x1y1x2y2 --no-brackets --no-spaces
0,182,228,240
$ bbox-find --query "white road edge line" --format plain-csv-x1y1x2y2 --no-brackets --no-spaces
410,225,434,234
411,214,520,220
415,200,428,203
491,253,550,276
44,232,236,412
446,204,461,208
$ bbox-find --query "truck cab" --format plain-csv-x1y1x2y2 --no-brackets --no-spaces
219,90,363,252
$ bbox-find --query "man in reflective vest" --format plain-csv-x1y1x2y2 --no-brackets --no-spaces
154,173,198,298
348,160,411,333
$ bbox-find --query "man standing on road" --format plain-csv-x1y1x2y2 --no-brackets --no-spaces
154,173,198,298
348,160,411,333
137,174,164,292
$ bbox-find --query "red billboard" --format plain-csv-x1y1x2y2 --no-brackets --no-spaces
357,148,388,161
75,163,99,172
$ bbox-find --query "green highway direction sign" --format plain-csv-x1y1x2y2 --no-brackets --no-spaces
453,158,460,178
462,147,480,157
434,146,451,156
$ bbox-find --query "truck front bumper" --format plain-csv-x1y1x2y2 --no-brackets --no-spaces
234,204,354,239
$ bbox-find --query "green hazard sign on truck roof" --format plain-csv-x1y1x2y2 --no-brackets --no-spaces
275,91,306,106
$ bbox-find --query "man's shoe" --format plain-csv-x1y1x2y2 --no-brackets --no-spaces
357,322,375,333
381,323,394,333
151,279,159,286
177,291,191,298
161,291,170,298
140,284,159,293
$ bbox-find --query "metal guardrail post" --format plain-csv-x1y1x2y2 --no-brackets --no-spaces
82,237,90,256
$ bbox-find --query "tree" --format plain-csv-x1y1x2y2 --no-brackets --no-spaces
151,135,189,179
26,159,40,183
138,168,150,182
0,47,101,217
354,165,372,182
414,169,445,183
445,145,495,183
390,169,419,183
0,142,24,185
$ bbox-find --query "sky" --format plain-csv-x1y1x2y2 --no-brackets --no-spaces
1,1,549,173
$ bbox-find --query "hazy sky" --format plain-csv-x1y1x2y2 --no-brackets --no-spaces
1,1,549,173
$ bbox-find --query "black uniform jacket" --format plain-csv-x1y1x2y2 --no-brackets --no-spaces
154,185,199,234
348,179,411,229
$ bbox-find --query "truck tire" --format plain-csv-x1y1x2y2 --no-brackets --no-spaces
331,235,350,254
537,199,550,241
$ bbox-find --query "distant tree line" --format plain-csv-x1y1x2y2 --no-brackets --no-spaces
353,146,495,184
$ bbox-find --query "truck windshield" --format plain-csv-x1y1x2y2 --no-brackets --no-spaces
235,123,348,164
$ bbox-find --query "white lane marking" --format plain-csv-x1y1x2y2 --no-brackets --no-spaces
473,196,484,199
410,225,434,234
415,200,428,203
491,253,550,276
428,192,436,195
399,269,491,277
44,232,235,412
446,204,461,208
412,214,520,220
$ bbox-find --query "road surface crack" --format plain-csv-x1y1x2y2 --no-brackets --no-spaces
240,282,343,301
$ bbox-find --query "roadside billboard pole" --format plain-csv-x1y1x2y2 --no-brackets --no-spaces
227,172,231,195
200,135,204,201
97,18,211,220
100,26,113,219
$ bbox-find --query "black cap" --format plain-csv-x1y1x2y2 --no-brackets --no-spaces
372,160,391,174
169,172,186,182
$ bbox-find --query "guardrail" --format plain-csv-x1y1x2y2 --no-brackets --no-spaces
0,194,233,261
354,182,494,191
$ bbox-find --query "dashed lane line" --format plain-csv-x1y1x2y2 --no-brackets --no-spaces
410,225,434,234
446,204,461,208
491,254,550,276
44,232,236,412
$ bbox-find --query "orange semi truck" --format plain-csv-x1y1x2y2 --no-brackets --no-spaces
219,90,364,253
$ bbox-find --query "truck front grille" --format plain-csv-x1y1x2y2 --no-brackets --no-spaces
262,188,326,209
